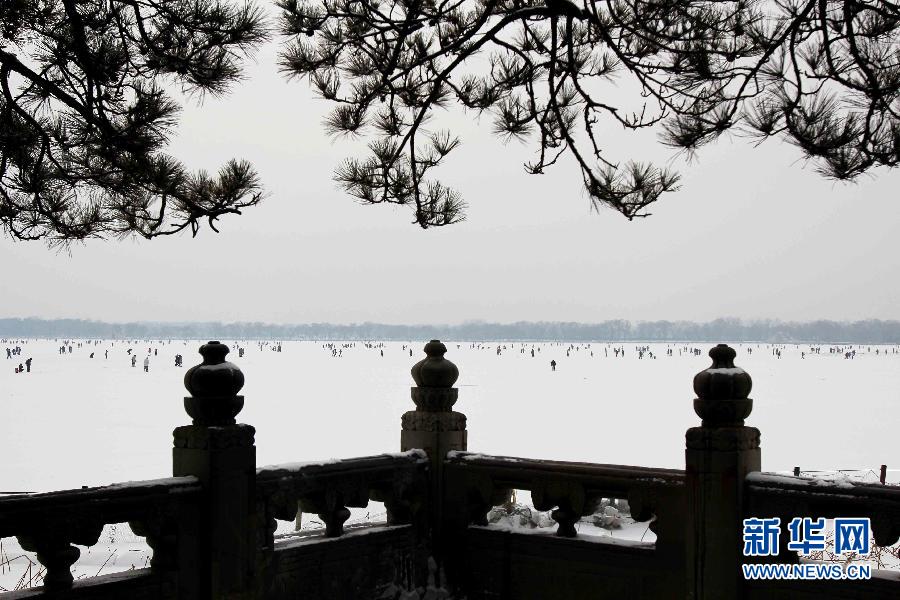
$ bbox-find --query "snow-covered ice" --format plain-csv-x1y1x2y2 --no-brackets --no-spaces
1,339,896,491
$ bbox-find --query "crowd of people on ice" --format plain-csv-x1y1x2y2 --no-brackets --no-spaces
1,339,276,375
305,339,900,372
6,338,900,377
4,341,31,373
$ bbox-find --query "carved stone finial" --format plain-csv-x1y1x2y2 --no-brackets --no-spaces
184,341,244,398
692,344,753,427
411,340,459,388
410,340,459,411
183,341,245,425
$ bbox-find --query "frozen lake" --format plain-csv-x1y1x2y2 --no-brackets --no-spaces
1,339,896,493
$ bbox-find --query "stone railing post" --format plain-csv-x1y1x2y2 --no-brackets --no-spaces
173,341,257,600
685,344,760,600
400,340,465,568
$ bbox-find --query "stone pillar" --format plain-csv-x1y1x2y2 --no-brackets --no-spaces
685,344,760,600
400,340,466,563
173,341,257,600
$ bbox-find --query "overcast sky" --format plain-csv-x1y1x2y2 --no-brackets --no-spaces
3,36,900,326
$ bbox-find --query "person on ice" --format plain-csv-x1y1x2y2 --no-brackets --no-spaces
550,359,557,371
131,355,137,367
143,356,150,372
25,357,32,372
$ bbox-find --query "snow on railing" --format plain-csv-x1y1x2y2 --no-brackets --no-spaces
444,451,683,540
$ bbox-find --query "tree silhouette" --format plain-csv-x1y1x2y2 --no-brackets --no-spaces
277,0,900,227
4,1,898,238
0,0,267,243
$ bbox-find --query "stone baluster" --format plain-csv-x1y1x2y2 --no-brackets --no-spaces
685,344,759,600
297,487,363,538
19,536,80,589
17,535,81,590
531,480,586,538
17,520,103,591
174,341,257,600
129,511,178,571
372,468,421,527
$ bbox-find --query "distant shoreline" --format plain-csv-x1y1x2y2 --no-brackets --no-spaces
2,317,900,344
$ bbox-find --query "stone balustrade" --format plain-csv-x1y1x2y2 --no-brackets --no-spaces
0,477,201,597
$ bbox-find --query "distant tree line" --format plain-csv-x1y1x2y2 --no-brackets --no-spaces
3,318,900,344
